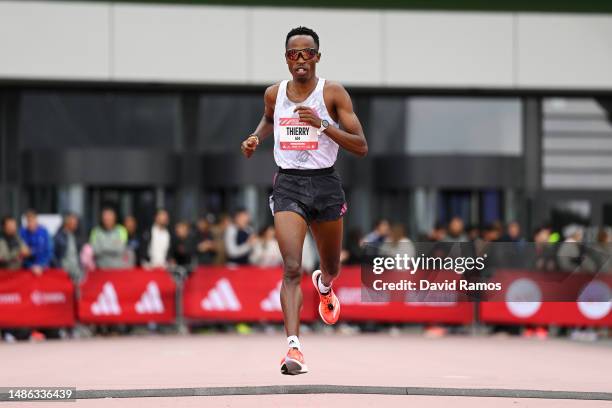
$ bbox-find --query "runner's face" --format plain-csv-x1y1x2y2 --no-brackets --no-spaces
286,35,319,82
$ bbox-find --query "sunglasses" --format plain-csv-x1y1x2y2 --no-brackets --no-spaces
285,48,319,61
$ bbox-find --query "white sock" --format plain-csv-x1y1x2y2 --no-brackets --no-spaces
287,335,301,350
318,274,331,294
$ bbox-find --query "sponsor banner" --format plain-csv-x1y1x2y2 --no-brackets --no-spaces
78,268,175,324
183,266,316,322
337,267,474,324
0,269,75,328
480,270,612,326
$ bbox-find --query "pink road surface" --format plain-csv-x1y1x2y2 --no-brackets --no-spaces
1,333,611,407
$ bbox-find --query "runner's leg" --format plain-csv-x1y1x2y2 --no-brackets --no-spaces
274,211,308,337
310,217,343,286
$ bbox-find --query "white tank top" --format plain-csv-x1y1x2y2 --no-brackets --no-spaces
273,78,339,169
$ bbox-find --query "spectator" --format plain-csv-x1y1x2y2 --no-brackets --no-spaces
0,216,32,342
170,221,195,269
0,216,30,270
224,208,255,265
534,225,551,243
250,225,283,267
482,222,503,242
427,221,447,242
498,221,524,243
467,224,488,259
142,209,171,268
53,213,82,282
557,224,586,272
477,222,504,266
498,221,527,268
123,215,141,267
466,224,481,242
442,217,468,242
379,223,415,258
195,216,217,265
342,227,364,265
19,209,52,275
531,226,556,271
593,229,612,273
89,207,128,269
363,219,390,245
212,214,231,264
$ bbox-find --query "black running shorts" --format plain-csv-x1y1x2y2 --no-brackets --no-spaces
269,166,347,224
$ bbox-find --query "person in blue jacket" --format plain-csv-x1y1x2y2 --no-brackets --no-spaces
19,209,52,275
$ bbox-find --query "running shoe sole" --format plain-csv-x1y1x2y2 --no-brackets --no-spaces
281,357,308,375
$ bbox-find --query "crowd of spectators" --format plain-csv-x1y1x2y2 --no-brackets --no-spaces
0,207,321,283
342,216,612,273
2,209,612,281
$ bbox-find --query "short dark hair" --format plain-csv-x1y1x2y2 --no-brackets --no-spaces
1,215,15,228
286,26,319,49
101,206,116,215
232,207,248,218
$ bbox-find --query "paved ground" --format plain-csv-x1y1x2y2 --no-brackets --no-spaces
1,332,611,407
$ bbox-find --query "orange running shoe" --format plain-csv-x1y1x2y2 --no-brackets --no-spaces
312,270,340,325
280,348,308,375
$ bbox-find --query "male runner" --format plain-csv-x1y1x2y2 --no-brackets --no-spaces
240,26,367,375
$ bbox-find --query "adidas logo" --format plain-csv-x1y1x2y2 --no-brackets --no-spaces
201,278,241,311
135,281,165,314
260,281,282,311
91,282,121,315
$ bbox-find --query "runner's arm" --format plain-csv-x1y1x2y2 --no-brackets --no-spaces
253,85,276,140
294,82,367,157
241,84,277,158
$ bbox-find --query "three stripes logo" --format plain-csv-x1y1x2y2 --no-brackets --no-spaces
201,278,242,311
91,282,121,315
260,281,282,312
135,281,165,314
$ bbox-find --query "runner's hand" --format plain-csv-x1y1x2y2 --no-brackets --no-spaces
294,106,322,128
241,135,259,158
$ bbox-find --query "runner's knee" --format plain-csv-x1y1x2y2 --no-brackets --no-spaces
282,258,302,284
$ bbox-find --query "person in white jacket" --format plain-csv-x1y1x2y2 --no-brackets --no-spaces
250,225,283,267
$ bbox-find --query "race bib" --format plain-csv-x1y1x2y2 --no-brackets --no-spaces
279,117,318,150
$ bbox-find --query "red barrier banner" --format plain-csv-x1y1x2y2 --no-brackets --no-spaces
480,270,612,327
78,268,176,324
0,269,75,328
334,267,474,324
183,266,316,322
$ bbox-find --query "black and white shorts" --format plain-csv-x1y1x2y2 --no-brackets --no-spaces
269,166,347,224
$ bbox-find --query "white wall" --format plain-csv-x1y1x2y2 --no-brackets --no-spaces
517,14,612,89
113,4,249,83
0,1,110,80
384,12,514,88
1,1,612,90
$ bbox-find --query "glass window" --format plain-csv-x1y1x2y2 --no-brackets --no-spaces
406,97,522,155
19,91,181,150
366,96,406,155
197,93,262,152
